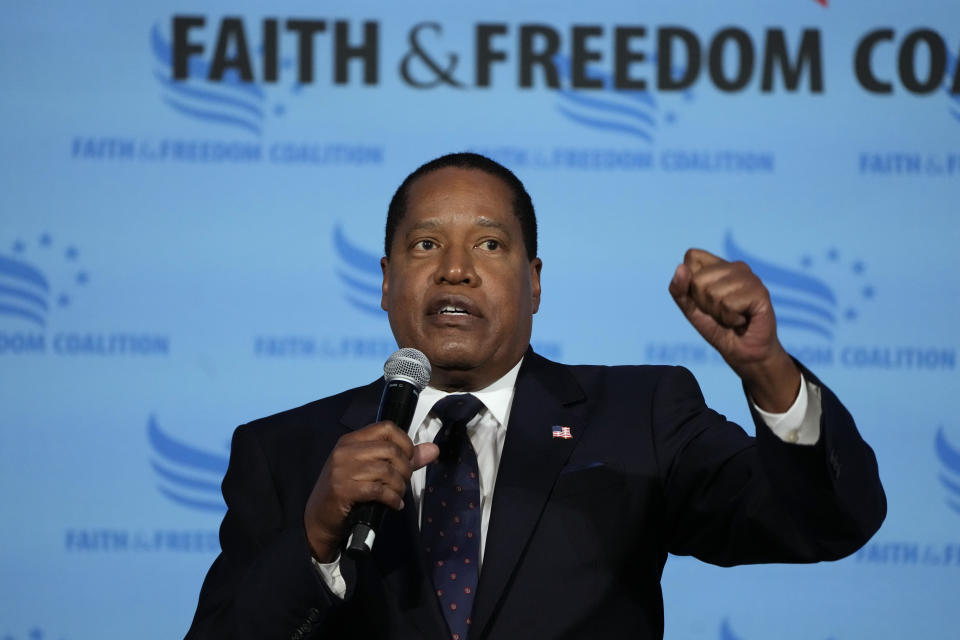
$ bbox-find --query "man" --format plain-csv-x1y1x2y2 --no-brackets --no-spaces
186,153,885,640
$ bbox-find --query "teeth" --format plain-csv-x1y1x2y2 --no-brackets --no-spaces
439,306,468,314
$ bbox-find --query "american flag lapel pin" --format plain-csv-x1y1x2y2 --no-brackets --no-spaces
551,425,573,439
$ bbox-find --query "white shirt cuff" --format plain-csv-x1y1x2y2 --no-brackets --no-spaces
751,372,822,446
311,553,347,599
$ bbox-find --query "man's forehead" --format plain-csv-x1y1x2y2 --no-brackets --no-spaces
406,166,512,203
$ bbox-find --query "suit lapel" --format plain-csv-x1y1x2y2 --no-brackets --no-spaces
340,378,449,639
470,353,587,639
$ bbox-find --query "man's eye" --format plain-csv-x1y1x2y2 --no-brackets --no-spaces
479,239,500,251
415,239,436,250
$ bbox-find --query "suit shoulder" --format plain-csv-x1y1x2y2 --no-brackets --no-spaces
236,381,378,445
562,361,694,389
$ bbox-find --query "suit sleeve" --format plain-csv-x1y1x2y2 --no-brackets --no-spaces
654,364,886,566
185,425,352,640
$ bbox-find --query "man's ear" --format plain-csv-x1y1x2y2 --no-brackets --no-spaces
530,258,542,314
380,257,389,311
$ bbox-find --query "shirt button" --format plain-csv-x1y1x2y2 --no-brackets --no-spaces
786,428,800,443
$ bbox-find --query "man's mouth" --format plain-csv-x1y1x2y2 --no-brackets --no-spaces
428,296,481,318
438,305,470,316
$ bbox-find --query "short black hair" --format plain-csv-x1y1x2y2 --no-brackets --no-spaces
384,152,538,259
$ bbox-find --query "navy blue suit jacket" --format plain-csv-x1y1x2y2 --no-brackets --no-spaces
186,351,885,640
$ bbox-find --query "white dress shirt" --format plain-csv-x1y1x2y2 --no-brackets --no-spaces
315,359,821,598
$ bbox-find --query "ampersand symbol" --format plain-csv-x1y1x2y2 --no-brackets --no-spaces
400,22,464,88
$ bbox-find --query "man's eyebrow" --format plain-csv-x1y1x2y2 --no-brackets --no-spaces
405,217,512,234
407,219,443,233
475,216,510,233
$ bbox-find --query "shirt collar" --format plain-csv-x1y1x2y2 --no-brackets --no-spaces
410,356,524,432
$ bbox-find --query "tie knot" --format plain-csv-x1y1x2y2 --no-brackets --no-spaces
430,394,485,430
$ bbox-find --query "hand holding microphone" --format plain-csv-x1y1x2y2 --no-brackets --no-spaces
304,349,436,562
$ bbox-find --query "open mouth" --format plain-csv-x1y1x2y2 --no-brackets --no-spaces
438,305,470,316
429,296,481,319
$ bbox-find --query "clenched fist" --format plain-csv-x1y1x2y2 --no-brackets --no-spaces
669,248,801,412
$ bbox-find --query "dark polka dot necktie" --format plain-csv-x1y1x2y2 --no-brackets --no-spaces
421,393,485,640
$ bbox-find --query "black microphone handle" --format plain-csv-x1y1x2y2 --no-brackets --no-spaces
345,378,421,555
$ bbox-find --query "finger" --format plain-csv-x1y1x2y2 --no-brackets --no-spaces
671,263,730,324
683,248,726,275
347,460,410,497
334,439,415,479
412,442,440,469
669,263,696,316
689,272,752,328
347,421,416,461
373,421,416,461
355,481,406,511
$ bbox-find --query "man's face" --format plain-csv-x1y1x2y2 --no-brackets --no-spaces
381,167,542,391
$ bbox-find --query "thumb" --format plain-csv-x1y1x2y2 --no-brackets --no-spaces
411,442,440,469
668,263,697,318
669,263,724,342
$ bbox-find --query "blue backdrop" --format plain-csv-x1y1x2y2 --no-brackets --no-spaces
1,1,958,638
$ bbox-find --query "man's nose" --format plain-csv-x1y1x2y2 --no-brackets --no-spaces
435,245,479,285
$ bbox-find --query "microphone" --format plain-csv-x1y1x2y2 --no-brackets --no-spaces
345,347,432,555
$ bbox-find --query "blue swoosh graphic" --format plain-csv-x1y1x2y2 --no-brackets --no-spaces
345,294,386,316
555,105,654,142
776,317,833,341
0,303,45,327
719,618,744,640
724,233,837,305
556,88,657,128
154,70,264,120
723,233,839,339
162,96,262,136
148,415,228,475
0,255,50,291
334,224,383,276
333,224,385,317
336,269,382,297
935,426,960,472
935,427,960,515
769,294,836,324
151,23,265,135
0,283,47,312
150,460,223,493
552,53,658,142
148,415,228,513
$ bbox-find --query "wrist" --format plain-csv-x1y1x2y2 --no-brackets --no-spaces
739,348,801,413
305,525,341,563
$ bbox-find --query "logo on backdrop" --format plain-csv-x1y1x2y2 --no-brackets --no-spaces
0,233,169,357
936,426,960,516
69,21,386,165
723,232,873,341
61,415,225,555
645,231,955,371
551,53,693,144
334,223,385,317
0,233,87,328
70,17,960,170
148,414,228,514
854,424,960,568
253,224,562,360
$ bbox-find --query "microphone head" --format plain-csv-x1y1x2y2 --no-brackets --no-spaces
383,348,431,390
